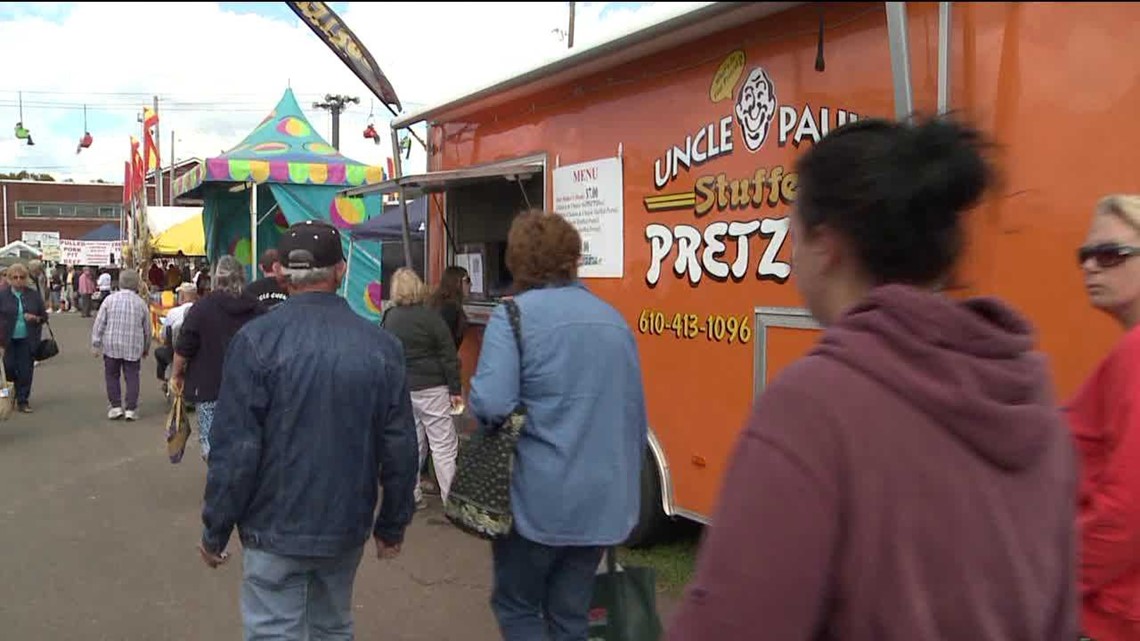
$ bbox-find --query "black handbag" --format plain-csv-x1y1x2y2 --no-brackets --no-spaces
588,547,663,641
34,322,59,362
444,298,525,540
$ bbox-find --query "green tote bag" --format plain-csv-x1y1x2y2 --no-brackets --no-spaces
588,547,663,641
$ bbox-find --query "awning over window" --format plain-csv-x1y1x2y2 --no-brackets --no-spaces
341,159,543,198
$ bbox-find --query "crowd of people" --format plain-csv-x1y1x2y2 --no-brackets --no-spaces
0,115,1138,641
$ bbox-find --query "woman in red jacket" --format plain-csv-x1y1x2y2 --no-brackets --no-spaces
1068,195,1140,641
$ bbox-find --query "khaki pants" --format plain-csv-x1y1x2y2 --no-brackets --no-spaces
410,386,458,503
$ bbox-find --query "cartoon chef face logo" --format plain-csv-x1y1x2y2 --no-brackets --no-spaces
735,67,778,152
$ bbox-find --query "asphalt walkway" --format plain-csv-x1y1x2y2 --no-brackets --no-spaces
0,311,500,640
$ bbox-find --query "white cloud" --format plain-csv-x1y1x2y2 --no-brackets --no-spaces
0,1,707,185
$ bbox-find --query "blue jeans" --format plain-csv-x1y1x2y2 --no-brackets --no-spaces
197,401,217,459
491,531,605,641
241,545,365,641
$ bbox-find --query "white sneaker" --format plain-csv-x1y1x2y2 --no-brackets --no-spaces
124,410,138,421
108,407,124,420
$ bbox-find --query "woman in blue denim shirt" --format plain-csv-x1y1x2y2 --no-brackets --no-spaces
469,211,649,641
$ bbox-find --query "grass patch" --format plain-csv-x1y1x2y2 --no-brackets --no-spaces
618,520,703,596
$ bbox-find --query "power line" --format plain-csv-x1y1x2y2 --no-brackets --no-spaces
0,91,428,109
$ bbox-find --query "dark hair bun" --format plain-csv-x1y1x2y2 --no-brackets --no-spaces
897,118,992,231
795,115,995,285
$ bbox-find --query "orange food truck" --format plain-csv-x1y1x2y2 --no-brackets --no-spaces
347,1,1132,544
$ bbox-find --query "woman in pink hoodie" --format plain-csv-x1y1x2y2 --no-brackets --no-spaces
1067,195,1140,641
666,117,1077,640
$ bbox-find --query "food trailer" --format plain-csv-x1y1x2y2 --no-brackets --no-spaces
347,1,1133,544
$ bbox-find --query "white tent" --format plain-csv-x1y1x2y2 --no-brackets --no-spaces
0,240,43,259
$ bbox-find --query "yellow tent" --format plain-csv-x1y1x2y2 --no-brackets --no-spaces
151,214,206,256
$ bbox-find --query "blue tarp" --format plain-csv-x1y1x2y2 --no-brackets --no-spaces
350,199,427,241
80,223,122,242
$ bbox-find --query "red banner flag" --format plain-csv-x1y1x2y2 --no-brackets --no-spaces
122,160,132,206
130,136,145,198
144,127,160,171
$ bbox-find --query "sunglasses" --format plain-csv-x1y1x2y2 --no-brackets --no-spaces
1077,242,1140,269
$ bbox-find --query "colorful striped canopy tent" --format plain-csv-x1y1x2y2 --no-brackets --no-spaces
171,88,389,321
173,88,386,196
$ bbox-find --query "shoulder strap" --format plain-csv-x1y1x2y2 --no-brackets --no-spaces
380,306,391,327
503,298,523,358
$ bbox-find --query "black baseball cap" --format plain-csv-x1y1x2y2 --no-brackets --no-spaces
277,220,345,269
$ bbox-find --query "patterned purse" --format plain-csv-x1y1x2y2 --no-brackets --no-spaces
444,298,526,540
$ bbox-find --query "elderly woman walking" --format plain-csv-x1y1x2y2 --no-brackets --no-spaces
0,263,49,413
382,267,463,508
91,269,151,421
172,255,263,461
469,212,649,640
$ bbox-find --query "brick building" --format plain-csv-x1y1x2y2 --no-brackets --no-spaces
0,158,203,246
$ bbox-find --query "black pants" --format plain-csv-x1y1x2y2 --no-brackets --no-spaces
79,294,92,317
154,345,174,381
4,338,35,407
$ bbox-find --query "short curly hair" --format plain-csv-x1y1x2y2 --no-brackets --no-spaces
505,210,581,292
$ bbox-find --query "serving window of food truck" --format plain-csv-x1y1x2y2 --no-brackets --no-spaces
345,155,546,322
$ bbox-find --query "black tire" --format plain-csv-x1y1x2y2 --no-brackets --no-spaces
624,447,669,548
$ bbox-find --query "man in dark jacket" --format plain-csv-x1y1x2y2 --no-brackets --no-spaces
199,221,417,639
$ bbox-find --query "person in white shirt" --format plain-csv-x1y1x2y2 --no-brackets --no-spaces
156,283,198,395
95,270,112,311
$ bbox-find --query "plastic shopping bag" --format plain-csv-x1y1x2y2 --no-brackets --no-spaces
165,395,192,463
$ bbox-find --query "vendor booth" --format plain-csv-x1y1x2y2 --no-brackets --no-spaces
147,206,206,257
151,217,206,257
170,88,388,320
347,198,426,301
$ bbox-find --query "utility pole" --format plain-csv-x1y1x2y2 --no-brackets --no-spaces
568,2,576,49
313,94,360,149
169,130,175,206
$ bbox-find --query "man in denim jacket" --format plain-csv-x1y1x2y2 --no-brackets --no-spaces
199,221,418,638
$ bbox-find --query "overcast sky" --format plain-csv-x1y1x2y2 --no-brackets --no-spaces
0,1,707,183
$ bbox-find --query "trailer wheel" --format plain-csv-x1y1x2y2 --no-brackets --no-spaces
624,447,669,548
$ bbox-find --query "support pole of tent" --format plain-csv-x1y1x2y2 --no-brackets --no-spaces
885,2,914,120
937,2,951,115
257,203,281,226
390,126,415,270
249,181,258,282
342,238,355,297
